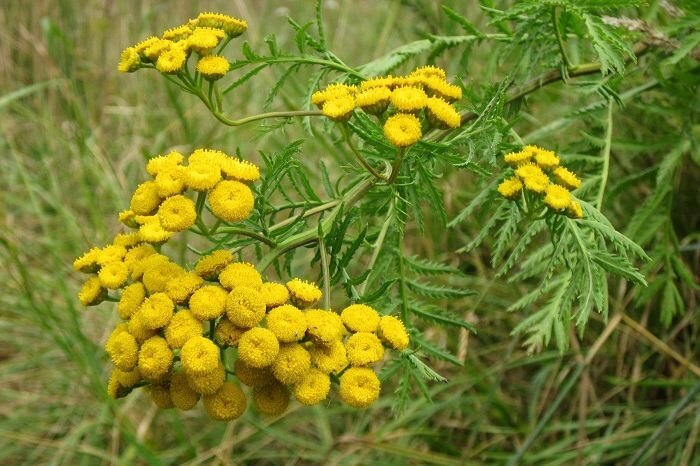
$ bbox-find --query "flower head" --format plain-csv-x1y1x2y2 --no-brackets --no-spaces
207,180,254,222
515,163,550,194
341,304,380,333
138,336,173,381
567,200,584,219
383,113,422,147
186,27,225,55
139,292,175,329
169,371,200,410
118,282,146,319
195,12,248,37
266,304,307,343
214,317,246,347
219,262,262,290
293,368,330,405
339,367,380,408
345,332,385,366
118,47,141,73
220,157,260,183
355,86,391,114
390,86,428,112
225,286,266,328
195,249,234,280
184,162,222,191
252,381,290,416
181,336,220,375
378,315,409,350
498,177,523,199
164,310,204,349
272,343,311,385
425,97,460,129
186,362,226,395
234,359,274,387
553,166,582,190
196,55,229,80
154,166,186,197
534,148,560,169
259,282,290,309
98,261,129,289
238,327,280,368
309,340,348,374
305,309,345,345
189,284,228,320
149,384,174,409
146,151,185,176
203,382,247,421
165,272,204,303
73,247,101,273
79,276,106,306
105,329,139,372
155,44,187,73
286,278,322,308
544,184,572,211
321,96,355,122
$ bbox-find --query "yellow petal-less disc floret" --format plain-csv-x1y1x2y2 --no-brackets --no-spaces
113,367,142,388
410,65,447,80
534,149,560,169
286,278,322,308
553,166,582,190
309,340,348,374
220,158,261,183
195,12,248,37
143,38,173,61
169,371,200,410
107,373,132,399
544,184,572,211
383,113,422,147
305,309,345,345
139,292,175,329
146,151,185,176
272,343,311,385
130,181,162,215
149,384,174,409
207,180,255,223
203,381,247,421
155,44,187,74
181,336,220,375
189,284,228,320
162,24,192,42
165,272,204,304
154,166,186,197
321,96,355,122
504,150,531,166
225,286,266,328
187,362,226,395
390,86,428,112
567,200,584,219
253,381,290,416
98,261,129,289
118,282,146,319
515,163,550,194
354,86,391,114
112,232,142,248
127,310,157,343
79,276,106,306
196,55,229,80
345,332,385,366
341,304,380,333
214,317,246,347
184,162,222,191
339,367,380,408
266,304,307,343
118,47,141,73
164,310,204,349
142,260,184,294
421,77,462,101
138,336,173,381
96,245,128,266
105,330,139,372
157,194,197,232
425,97,461,129
234,359,274,387
73,247,101,273
139,221,173,244
259,282,290,309
497,177,523,199
219,262,262,290
378,315,410,350
238,327,280,368
293,368,330,405
195,249,234,280
186,27,225,55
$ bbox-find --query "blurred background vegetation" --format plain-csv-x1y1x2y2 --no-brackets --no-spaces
1,0,698,464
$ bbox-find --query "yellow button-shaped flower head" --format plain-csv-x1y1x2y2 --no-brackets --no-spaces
118,46,140,73
96,245,128,267
184,161,222,191
79,276,106,306
219,262,262,290
355,86,391,115
497,177,523,200
339,367,380,408
253,381,290,416
234,358,274,387
341,304,380,333
345,332,385,366
164,310,204,349
189,285,228,320
138,336,173,381
181,336,220,376
142,261,184,294
139,221,173,244
105,329,138,372
567,200,584,219
515,163,550,194
195,12,248,37
197,55,230,80
154,165,186,197
272,343,311,385
214,317,246,347
123,244,157,275
112,232,142,248
309,340,348,375
378,315,410,350
155,44,187,74
207,180,255,223
534,148,560,169
286,278,322,308
321,96,355,122
220,157,261,183
544,184,572,211
553,166,582,190
158,194,197,232
126,310,156,343
149,383,174,409
390,86,428,112
139,292,175,330
238,327,280,368
146,151,185,177
305,309,344,345
225,286,266,328
410,65,447,80
187,27,225,55
203,381,247,421
259,282,290,309
425,97,461,129
169,371,200,410
130,181,162,215
186,361,225,395
293,368,330,405
383,113,422,147
112,367,142,390
266,304,307,343
195,249,234,281
107,373,132,399
73,247,100,273
165,272,204,304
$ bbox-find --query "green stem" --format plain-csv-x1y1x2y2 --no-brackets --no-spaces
386,148,405,184
551,6,572,70
358,200,394,296
213,227,277,247
319,236,331,310
595,98,613,209
210,109,323,127
341,125,387,181
396,240,410,323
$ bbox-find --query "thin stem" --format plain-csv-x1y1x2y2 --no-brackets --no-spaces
386,148,405,184
551,6,572,70
319,236,331,310
595,98,613,209
358,200,394,296
341,125,387,180
213,227,277,247
396,240,409,323
210,109,323,127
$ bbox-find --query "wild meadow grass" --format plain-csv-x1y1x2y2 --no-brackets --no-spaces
1,1,699,465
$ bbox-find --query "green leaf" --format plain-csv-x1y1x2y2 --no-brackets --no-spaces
405,279,476,299
582,13,636,74
589,250,647,285
402,255,461,275
411,339,461,370
660,280,684,328
411,303,477,332
358,40,433,77
441,5,483,36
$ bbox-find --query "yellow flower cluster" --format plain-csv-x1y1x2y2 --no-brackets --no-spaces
312,66,463,148
118,12,246,79
497,146,584,219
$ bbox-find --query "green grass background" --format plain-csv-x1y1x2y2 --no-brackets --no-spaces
1,1,699,465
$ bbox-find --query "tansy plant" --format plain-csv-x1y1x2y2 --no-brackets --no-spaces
77,3,655,418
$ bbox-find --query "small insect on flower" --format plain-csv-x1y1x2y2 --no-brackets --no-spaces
383,113,422,147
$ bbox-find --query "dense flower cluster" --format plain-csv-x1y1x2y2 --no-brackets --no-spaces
312,66,463,147
74,150,410,420
497,145,584,219
117,12,247,80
